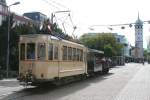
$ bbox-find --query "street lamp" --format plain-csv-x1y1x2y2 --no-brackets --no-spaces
6,1,20,78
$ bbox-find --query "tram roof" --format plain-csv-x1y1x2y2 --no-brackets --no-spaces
20,34,59,40
88,49,104,54
20,34,85,47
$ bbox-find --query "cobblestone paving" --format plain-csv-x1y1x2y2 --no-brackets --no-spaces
0,63,149,100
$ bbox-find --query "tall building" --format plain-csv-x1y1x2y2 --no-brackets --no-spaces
134,13,143,58
113,33,130,57
147,36,150,53
23,12,47,22
0,0,7,25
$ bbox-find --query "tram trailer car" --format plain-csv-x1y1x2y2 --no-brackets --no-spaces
87,49,109,75
18,34,109,85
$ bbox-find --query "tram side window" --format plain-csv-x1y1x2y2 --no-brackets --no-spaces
27,43,35,59
20,43,25,60
48,44,53,60
80,50,83,61
73,48,76,61
63,46,67,60
54,46,58,60
37,43,46,60
68,47,72,60
77,49,80,61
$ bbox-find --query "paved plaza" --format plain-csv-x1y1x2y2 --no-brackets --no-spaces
0,63,149,100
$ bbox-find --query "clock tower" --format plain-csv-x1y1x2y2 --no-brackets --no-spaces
134,13,143,58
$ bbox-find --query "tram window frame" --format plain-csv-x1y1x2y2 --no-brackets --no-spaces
78,49,81,61
80,50,83,61
54,45,58,60
48,43,53,60
78,49,83,62
77,49,80,61
37,43,46,60
68,47,72,60
27,43,35,60
20,43,25,60
63,46,67,60
73,48,76,61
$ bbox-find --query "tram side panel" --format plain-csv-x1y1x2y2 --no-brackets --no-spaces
87,50,104,74
58,41,87,78
46,40,59,80
18,34,87,84
19,35,60,83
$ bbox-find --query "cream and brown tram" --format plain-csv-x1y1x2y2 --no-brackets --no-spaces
18,34,87,85
18,34,110,85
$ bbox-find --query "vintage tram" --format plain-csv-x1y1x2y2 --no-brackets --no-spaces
18,34,109,85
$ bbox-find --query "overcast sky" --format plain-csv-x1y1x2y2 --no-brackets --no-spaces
6,0,150,48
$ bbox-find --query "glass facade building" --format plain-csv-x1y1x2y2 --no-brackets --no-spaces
23,12,47,22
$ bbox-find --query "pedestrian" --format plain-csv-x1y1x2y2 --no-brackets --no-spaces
142,60,144,65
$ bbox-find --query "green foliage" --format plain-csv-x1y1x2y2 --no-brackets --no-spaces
104,44,115,57
144,49,149,58
0,14,74,72
79,33,123,57
0,14,19,70
0,20,7,70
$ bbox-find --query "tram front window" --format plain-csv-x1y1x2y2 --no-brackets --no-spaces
37,43,46,60
27,43,35,59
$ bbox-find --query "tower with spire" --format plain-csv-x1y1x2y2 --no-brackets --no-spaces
134,13,143,58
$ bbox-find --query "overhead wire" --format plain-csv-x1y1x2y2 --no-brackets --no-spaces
41,0,60,10
41,0,69,10
48,0,69,10
41,0,76,37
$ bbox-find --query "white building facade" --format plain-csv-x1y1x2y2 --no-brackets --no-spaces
134,14,143,58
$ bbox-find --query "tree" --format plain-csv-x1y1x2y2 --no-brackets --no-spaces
0,13,75,74
144,49,149,60
0,13,19,71
104,44,115,57
79,33,123,57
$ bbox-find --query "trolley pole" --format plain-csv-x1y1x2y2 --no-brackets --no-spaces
6,2,20,78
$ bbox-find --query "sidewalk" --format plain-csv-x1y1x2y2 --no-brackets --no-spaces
0,78,17,82
0,78,19,87
114,63,150,100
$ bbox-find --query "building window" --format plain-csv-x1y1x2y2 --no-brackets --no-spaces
117,38,120,42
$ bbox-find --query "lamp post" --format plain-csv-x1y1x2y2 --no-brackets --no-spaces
6,1,20,78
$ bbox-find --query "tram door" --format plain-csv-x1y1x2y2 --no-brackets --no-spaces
46,43,59,79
